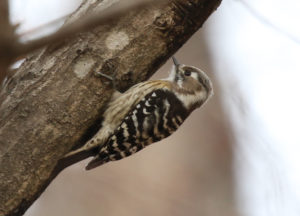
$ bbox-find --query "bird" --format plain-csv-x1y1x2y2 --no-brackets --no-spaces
65,57,213,170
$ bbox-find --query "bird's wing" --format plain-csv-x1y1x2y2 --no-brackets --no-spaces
82,80,172,150
64,80,172,159
86,88,189,170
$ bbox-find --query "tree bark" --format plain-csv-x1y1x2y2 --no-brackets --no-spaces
0,0,222,215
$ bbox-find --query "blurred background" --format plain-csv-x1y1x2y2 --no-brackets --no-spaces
8,0,300,215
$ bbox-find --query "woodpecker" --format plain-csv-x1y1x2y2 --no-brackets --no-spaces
66,57,213,170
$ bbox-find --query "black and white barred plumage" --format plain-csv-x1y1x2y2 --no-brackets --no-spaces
94,89,188,167
67,57,213,170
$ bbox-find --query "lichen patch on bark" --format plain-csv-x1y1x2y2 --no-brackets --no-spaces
43,57,56,71
105,31,129,51
73,58,95,79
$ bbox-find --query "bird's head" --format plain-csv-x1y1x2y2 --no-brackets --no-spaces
168,56,213,110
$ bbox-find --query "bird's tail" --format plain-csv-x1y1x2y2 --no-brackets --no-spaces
85,154,108,170
58,148,95,171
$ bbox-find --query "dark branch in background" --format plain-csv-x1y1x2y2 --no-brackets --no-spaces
0,0,163,85
9,0,163,60
238,0,300,44
0,0,17,84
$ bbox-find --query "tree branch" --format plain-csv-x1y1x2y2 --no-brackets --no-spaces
0,0,222,215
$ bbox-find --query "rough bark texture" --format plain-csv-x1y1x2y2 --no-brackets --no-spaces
0,0,222,215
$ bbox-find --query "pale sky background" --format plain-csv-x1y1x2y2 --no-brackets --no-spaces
205,1,300,215
9,0,300,215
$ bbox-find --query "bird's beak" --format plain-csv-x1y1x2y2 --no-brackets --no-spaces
172,56,180,67
171,56,183,81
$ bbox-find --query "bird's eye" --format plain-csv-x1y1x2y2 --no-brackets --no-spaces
184,70,191,76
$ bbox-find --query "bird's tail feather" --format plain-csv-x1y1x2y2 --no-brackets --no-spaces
85,155,108,170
